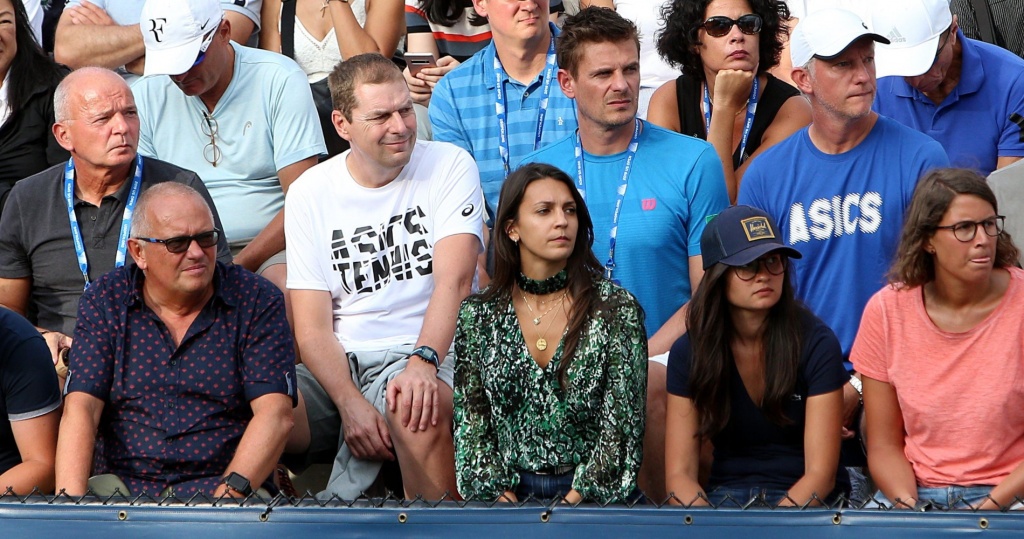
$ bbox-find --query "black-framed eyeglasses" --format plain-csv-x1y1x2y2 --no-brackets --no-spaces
134,229,221,254
734,254,786,281
933,216,1004,242
700,14,763,38
201,112,221,167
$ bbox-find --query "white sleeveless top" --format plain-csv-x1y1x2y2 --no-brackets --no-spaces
279,0,366,82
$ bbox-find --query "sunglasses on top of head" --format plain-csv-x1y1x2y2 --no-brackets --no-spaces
700,14,763,38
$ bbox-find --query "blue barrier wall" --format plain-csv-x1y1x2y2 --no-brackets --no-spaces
2,503,1023,537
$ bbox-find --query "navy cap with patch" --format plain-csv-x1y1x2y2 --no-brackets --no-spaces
701,205,802,270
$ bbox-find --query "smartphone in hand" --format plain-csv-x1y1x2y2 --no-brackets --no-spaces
407,53,438,77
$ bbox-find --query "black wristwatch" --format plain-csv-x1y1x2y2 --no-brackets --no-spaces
411,345,440,372
223,472,253,496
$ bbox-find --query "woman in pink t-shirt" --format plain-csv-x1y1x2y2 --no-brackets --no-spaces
852,168,1024,510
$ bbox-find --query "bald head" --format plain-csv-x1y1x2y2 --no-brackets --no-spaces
52,67,141,172
131,182,213,238
54,67,130,123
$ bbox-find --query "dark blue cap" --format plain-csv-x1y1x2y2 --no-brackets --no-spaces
701,205,802,270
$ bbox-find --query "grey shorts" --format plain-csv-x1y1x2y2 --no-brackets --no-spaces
293,345,455,499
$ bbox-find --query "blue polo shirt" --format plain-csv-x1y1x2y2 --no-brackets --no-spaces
429,23,578,218
67,263,296,497
874,30,1024,176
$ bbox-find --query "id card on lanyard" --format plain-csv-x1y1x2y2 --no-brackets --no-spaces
702,76,760,165
64,154,144,290
494,33,558,177
573,119,642,283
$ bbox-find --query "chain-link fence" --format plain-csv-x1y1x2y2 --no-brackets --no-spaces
2,487,1022,512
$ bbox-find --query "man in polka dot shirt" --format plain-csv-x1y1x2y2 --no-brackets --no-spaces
54,183,297,499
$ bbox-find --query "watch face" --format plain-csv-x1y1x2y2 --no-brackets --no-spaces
225,472,251,495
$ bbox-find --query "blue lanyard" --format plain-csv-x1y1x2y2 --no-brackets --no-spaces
64,154,143,290
494,33,558,177
573,118,641,281
702,76,760,165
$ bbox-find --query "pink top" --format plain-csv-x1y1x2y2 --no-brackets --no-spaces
851,266,1024,487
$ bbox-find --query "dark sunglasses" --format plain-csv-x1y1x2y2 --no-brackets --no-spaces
134,229,220,254
700,14,763,38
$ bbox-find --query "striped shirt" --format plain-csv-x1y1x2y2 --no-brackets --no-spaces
404,0,564,62
428,23,578,218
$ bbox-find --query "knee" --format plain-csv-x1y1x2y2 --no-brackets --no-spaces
385,405,453,450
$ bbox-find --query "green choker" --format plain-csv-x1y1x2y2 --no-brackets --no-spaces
516,269,568,295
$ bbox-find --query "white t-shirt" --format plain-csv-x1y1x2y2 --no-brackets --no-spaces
285,140,484,351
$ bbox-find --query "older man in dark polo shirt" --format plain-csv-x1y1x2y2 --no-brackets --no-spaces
55,182,295,498
0,67,230,369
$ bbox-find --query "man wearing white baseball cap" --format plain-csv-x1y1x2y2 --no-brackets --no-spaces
54,0,262,79
131,0,326,299
738,8,949,502
869,0,1024,176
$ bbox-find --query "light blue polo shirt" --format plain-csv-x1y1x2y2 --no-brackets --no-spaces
429,23,578,219
133,42,326,245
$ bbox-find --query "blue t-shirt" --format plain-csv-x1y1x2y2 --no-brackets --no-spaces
520,122,729,338
874,30,1024,176
429,23,578,219
133,43,326,246
738,116,949,359
0,308,60,476
666,309,849,493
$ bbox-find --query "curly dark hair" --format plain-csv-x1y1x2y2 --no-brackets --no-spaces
656,0,790,80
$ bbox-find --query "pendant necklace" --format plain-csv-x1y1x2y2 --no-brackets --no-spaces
534,294,565,351
519,287,564,325
515,270,570,351
519,288,566,351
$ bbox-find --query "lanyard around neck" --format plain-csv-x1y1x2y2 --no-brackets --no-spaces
573,118,642,282
493,32,558,178
702,76,760,165
64,154,144,290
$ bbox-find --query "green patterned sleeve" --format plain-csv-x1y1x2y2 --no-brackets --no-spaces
572,291,649,502
453,300,517,500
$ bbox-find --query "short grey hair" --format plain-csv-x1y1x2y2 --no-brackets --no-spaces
130,183,212,238
53,67,127,123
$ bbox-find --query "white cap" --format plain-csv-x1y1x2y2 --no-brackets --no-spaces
790,8,890,68
870,0,953,78
141,0,224,77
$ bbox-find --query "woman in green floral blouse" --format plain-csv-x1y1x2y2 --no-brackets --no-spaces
453,163,648,504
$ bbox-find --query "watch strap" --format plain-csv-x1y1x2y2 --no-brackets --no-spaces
223,471,253,496
411,345,440,372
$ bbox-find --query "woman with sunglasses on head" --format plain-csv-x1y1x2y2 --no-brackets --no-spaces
852,169,1024,510
453,163,647,504
665,205,848,507
648,0,810,203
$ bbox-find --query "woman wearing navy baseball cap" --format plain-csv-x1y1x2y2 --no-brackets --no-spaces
665,204,849,507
